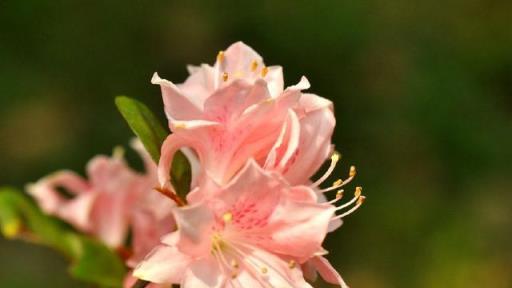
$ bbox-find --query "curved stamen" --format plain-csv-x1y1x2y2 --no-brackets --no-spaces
311,152,341,187
327,190,344,204
335,187,362,211
320,175,355,193
332,194,366,221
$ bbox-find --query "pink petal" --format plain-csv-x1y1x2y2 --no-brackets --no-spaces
91,192,130,248
133,245,192,284
26,171,91,226
151,72,203,122
177,64,215,106
237,246,313,288
181,258,224,288
310,256,349,288
263,199,335,261
57,192,97,231
172,203,215,257
284,107,335,185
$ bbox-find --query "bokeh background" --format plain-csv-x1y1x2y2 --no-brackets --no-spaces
1,1,511,287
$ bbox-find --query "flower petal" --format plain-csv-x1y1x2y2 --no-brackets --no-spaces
133,244,192,284
173,203,215,257
310,256,349,288
181,258,224,288
152,72,203,122
284,107,335,185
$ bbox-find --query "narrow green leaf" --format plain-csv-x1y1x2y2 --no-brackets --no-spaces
115,95,192,199
170,151,192,200
0,187,126,287
115,96,168,163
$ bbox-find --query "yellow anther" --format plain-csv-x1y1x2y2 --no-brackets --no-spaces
231,271,238,279
217,51,225,62
174,123,187,129
260,266,268,274
331,152,341,162
261,66,269,77
349,165,357,177
357,195,366,205
288,260,297,269
223,212,233,223
355,186,362,197
222,72,229,81
336,190,344,199
231,259,239,269
251,60,258,71
333,179,343,187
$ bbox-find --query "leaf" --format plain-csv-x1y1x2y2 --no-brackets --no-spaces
170,151,192,200
115,95,192,199
115,96,168,163
0,187,126,287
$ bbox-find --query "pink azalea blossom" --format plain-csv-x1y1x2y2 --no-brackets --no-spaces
26,140,175,258
154,42,336,192
134,161,339,287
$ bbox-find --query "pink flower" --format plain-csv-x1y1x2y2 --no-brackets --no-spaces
155,41,338,195
134,161,341,287
26,140,175,255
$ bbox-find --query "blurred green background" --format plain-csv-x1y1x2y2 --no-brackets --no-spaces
1,1,511,287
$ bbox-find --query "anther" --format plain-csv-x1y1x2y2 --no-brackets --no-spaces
251,60,258,71
357,195,366,205
222,72,229,81
288,260,296,269
231,259,239,269
349,165,357,177
355,186,362,197
261,66,269,77
260,266,268,274
231,271,238,279
336,190,344,199
217,51,225,62
333,179,343,187
332,152,341,162
223,212,233,223
173,123,187,129
312,151,341,187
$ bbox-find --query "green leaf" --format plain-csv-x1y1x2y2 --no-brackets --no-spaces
115,95,192,199
0,187,126,287
115,95,168,163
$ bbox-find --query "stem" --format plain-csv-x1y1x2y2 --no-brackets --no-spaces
154,186,186,207
132,280,149,288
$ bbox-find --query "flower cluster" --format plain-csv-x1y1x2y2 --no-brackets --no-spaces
28,42,364,288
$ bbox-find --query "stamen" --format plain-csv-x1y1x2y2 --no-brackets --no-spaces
222,72,229,81
217,51,225,62
251,60,258,71
260,266,268,274
261,66,269,77
288,260,296,269
332,196,365,220
328,190,344,204
223,212,233,223
231,259,239,269
311,152,341,187
335,187,361,211
173,122,187,129
349,165,356,177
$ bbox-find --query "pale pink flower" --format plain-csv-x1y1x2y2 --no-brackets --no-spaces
155,41,338,195
26,140,175,255
134,161,344,287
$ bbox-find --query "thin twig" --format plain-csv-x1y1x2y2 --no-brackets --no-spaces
154,186,186,206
